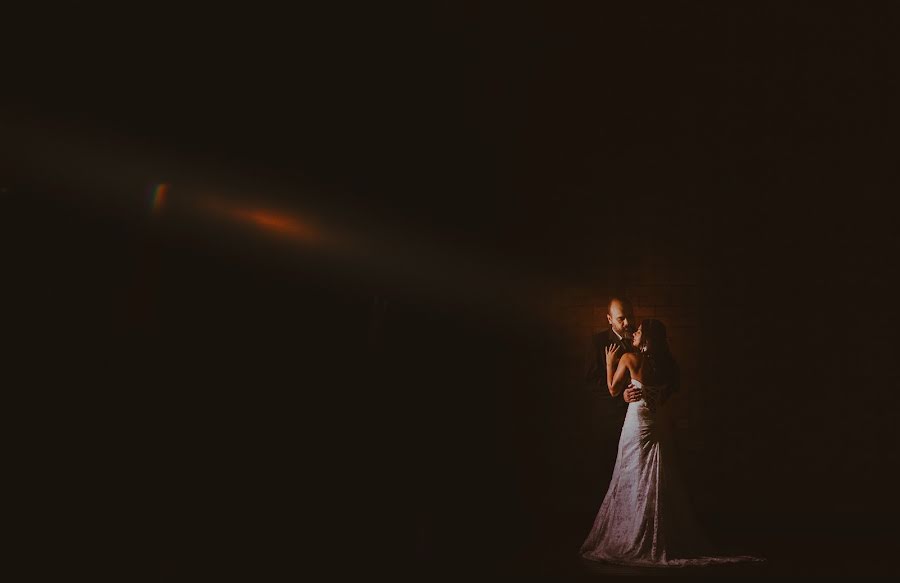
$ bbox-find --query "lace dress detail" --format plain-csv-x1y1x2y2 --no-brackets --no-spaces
580,379,766,568
638,381,664,415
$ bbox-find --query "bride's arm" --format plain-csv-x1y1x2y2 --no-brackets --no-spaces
607,353,633,397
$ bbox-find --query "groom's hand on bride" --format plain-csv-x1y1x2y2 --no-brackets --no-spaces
623,384,642,403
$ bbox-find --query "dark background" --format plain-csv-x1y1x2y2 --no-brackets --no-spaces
3,2,898,578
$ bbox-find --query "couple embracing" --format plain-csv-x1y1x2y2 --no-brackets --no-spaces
581,298,766,568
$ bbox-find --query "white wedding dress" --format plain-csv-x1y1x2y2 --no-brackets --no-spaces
580,379,766,568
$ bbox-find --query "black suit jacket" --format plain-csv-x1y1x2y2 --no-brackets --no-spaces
584,328,634,407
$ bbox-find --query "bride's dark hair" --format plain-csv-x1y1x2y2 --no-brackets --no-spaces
638,319,680,399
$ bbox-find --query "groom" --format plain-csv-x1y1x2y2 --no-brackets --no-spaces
584,297,643,405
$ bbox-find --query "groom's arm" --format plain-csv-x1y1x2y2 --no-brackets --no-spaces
660,361,681,405
583,334,607,393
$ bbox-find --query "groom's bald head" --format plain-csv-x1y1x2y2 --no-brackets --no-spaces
607,297,635,337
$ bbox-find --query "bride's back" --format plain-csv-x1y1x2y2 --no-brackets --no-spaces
630,351,680,405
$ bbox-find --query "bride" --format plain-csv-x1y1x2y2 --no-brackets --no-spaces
579,318,766,568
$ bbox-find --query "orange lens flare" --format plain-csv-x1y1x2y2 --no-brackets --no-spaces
231,208,318,241
151,183,168,214
197,196,322,244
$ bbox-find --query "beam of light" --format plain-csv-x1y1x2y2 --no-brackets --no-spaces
186,191,557,313
234,209,316,240
2,110,564,322
150,183,168,215
195,195,325,246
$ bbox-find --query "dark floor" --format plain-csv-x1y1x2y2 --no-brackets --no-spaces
155,482,899,581
490,531,899,578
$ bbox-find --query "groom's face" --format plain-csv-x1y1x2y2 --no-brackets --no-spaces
607,301,634,338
